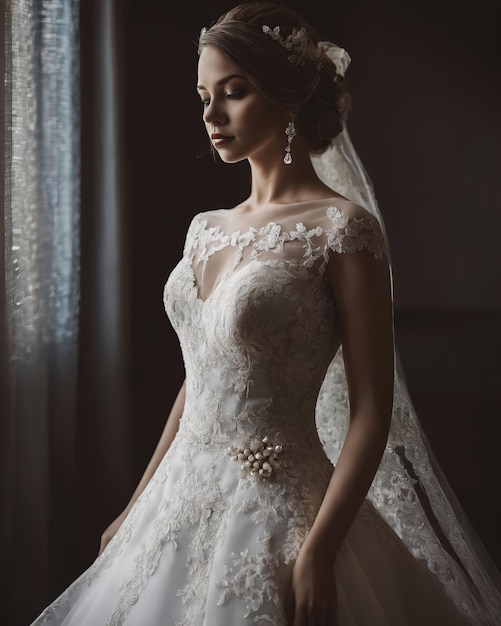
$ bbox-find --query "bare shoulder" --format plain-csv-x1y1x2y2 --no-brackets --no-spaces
196,207,231,219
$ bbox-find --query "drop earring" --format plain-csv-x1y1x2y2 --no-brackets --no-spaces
284,113,297,165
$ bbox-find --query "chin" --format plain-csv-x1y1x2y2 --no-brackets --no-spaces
217,152,248,165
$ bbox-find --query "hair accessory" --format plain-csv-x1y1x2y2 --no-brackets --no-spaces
262,25,309,67
284,113,297,165
318,41,351,77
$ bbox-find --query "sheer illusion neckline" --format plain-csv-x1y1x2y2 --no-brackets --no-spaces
186,260,236,305
218,196,346,231
186,217,273,304
186,216,302,305
185,204,386,304
193,202,345,241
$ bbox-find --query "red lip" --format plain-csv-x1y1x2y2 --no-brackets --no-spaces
211,134,235,148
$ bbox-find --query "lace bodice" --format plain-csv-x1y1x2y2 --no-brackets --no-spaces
164,201,386,464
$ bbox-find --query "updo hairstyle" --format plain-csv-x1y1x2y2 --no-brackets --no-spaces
198,2,351,153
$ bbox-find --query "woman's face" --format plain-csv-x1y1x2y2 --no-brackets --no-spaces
197,46,287,165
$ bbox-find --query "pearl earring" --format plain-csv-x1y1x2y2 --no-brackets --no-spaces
284,114,297,165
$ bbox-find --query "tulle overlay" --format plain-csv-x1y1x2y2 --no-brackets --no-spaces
31,196,500,625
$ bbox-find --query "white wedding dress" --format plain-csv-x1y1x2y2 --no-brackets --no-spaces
30,34,501,624
31,198,500,625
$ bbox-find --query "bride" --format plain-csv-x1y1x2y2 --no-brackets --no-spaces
31,3,501,625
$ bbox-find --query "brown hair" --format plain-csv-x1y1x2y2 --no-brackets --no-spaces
198,2,351,152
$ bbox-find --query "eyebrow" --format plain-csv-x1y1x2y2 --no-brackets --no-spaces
196,73,247,91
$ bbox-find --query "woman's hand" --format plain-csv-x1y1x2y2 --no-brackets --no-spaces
287,545,338,626
98,509,129,556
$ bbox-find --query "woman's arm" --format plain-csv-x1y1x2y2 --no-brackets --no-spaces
289,248,394,624
306,248,393,556
99,379,186,555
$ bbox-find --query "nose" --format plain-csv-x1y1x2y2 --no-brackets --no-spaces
203,99,227,126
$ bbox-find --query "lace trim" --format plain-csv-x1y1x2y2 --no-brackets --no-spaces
324,206,386,261
185,206,388,272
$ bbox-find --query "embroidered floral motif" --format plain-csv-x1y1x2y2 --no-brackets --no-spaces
186,204,388,294
254,222,290,254
325,206,386,261
290,223,323,268
217,549,283,617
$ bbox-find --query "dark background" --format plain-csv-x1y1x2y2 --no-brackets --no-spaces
25,0,501,623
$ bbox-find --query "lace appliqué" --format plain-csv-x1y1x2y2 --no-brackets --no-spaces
187,205,388,283
324,206,386,261
217,549,283,618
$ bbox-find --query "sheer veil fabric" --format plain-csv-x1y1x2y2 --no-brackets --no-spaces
312,43,501,624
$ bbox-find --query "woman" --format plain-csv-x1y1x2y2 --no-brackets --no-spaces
31,3,500,625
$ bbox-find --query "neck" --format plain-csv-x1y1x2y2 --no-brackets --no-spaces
245,139,333,211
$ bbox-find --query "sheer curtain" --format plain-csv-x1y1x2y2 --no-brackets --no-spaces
1,0,80,619
1,1,131,624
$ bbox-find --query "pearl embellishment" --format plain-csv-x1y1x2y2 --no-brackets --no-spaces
228,435,284,480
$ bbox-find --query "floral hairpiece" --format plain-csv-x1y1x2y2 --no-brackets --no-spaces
262,25,309,67
199,23,321,69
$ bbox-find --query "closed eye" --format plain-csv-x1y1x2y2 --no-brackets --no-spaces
225,90,245,99
200,90,244,108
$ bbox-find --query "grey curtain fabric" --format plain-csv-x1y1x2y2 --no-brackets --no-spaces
1,0,80,619
1,1,132,623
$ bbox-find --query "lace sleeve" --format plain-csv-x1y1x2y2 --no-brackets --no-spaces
325,205,388,260
183,213,206,258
